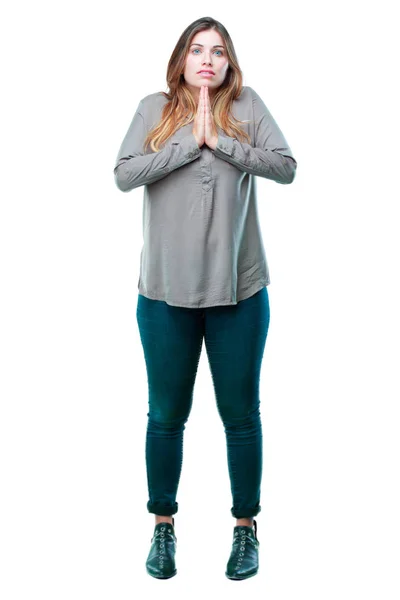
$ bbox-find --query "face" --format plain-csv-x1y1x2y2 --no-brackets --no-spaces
183,29,229,101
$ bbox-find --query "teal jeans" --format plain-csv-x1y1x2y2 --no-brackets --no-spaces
136,286,270,518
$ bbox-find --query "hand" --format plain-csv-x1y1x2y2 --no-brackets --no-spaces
203,86,218,150
192,85,205,148
192,86,218,150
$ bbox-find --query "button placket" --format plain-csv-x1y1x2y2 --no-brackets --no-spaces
200,157,213,192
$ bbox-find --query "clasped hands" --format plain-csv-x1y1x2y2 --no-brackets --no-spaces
192,85,218,151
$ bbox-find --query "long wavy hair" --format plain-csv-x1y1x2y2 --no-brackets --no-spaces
143,16,252,153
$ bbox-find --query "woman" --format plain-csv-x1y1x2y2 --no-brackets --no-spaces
113,16,297,580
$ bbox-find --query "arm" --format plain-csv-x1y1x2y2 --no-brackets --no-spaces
212,87,297,184
114,99,202,192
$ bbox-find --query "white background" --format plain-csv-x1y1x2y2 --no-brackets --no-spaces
1,0,399,598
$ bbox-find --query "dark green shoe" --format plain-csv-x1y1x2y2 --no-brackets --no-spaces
225,519,259,580
145,517,177,579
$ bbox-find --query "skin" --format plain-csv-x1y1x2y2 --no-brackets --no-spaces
192,85,218,150
183,29,230,152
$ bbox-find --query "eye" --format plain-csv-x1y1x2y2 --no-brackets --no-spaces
191,48,224,56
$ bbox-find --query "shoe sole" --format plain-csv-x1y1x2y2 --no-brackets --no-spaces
225,568,258,580
146,569,177,579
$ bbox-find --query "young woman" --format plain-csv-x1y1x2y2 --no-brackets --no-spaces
113,16,297,580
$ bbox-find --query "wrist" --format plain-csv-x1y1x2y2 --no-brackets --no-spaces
208,135,218,151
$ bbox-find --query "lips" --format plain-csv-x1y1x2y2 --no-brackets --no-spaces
198,70,215,75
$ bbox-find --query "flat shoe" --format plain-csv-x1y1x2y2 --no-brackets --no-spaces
145,517,177,579
225,519,259,580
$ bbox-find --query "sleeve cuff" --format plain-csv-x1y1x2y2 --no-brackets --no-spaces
173,132,202,159
213,133,235,156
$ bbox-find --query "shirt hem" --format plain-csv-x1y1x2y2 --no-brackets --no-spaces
137,278,270,309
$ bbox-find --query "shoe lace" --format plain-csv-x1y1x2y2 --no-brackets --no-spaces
153,523,175,571
232,521,258,568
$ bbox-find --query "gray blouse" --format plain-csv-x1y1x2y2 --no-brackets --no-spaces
113,85,297,308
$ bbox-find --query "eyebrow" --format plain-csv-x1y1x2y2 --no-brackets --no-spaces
190,43,225,49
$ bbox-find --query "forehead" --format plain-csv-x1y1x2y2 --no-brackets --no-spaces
190,30,225,48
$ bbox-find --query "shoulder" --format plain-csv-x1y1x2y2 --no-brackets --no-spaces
138,92,168,124
139,91,168,111
239,85,253,98
238,85,256,97
137,87,263,118
239,86,263,105
241,86,270,120
139,87,257,108
234,86,263,112
135,92,169,127
231,87,258,123
231,85,252,104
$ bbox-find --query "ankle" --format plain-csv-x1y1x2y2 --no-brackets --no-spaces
236,517,254,527
155,515,174,525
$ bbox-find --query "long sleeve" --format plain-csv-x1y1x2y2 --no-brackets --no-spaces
212,87,297,184
114,99,202,192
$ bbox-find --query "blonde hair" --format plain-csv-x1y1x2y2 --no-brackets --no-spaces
143,16,252,153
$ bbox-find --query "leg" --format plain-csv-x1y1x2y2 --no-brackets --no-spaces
203,286,270,522
136,294,204,520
